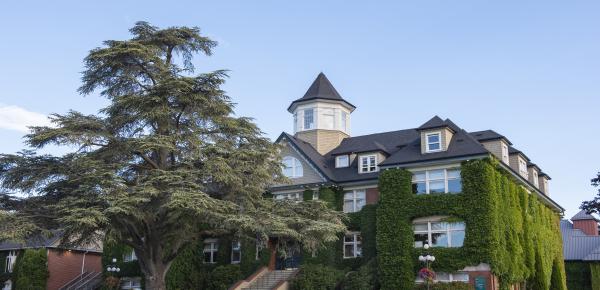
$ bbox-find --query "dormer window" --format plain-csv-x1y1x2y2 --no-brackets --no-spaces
425,132,442,153
282,156,303,178
303,108,314,130
359,154,378,173
533,171,539,187
501,143,509,164
518,158,528,178
336,155,350,168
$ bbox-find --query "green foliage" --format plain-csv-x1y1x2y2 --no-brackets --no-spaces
290,264,344,290
565,261,592,290
13,249,48,290
591,263,600,290
376,159,566,290
550,258,567,290
102,241,142,278
205,265,243,290
165,243,206,290
341,258,379,290
412,282,473,290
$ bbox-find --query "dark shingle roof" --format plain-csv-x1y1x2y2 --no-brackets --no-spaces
572,210,599,221
417,116,457,132
328,129,418,156
0,230,62,251
287,73,355,112
561,219,600,261
469,130,513,145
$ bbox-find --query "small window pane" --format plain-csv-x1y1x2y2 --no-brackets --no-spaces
336,155,349,167
431,222,448,231
447,169,460,179
413,182,427,194
343,200,354,213
436,272,450,282
431,232,448,247
447,179,462,193
344,244,355,257
204,252,213,263
450,222,466,230
453,272,470,282
428,143,441,151
413,171,426,181
429,169,444,180
427,134,440,143
414,233,428,248
355,190,366,199
429,180,445,193
451,231,465,247
413,223,428,231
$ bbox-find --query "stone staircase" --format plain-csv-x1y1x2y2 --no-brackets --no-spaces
241,269,298,290
58,271,102,290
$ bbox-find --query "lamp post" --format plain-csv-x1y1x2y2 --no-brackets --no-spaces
418,244,435,290
106,257,121,274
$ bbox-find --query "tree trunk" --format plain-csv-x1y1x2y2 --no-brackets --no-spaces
140,258,170,290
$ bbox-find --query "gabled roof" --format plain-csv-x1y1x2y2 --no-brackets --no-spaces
287,73,355,112
561,219,600,261
417,116,457,132
0,230,102,253
470,130,513,145
572,210,599,221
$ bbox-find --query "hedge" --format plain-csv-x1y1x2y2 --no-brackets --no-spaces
565,262,591,290
376,158,567,290
12,249,48,290
591,263,600,290
290,264,344,290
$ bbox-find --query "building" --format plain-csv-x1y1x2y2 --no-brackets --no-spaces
561,210,600,290
265,73,565,289
0,231,102,290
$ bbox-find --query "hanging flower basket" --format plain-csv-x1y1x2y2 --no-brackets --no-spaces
418,267,436,282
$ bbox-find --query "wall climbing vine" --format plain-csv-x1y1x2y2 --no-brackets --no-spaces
376,158,566,290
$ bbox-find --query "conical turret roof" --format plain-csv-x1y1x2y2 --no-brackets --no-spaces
287,73,355,112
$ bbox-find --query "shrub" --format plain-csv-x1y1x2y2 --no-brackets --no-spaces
291,264,344,290
342,259,379,290
13,249,48,290
413,282,474,290
205,264,243,290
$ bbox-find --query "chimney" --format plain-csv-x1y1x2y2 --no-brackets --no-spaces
572,210,599,236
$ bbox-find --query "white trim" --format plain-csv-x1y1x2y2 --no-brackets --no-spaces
413,217,465,248
343,232,362,259
343,189,366,213
5,250,16,273
501,142,509,164
411,168,461,195
425,132,442,153
358,154,378,173
203,239,218,264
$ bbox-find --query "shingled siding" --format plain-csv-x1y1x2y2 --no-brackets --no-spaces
481,140,505,164
295,129,349,155
274,141,325,186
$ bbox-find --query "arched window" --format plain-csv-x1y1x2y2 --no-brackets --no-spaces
282,156,303,178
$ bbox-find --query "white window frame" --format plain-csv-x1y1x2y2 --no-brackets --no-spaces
282,156,303,178
533,171,539,187
120,277,142,290
425,132,442,153
203,239,218,264
358,154,378,173
501,143,509,164
341,111,348,131
5,250,16,273
123,249,137,262
416,272,469,283
343,232,362,259
335,155,350,168
343,189,366,213
412,168,461,194
231,241,241,264
274,192,302,201
303,108,314,130
518,158,528,179
413,218,465,248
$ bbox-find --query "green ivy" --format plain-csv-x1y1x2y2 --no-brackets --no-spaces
12,249,48,290
290,264,344,290
591,263,600,290
565,262,591,290
376,159,567,290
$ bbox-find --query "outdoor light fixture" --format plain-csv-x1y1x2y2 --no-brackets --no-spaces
418,243,436,290
106,257,121,273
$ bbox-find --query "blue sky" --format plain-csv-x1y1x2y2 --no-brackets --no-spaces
0,0,599,217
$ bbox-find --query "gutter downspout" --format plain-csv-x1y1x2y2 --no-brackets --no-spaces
81,251,88,275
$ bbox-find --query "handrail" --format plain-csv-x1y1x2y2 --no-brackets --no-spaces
58,272,89,290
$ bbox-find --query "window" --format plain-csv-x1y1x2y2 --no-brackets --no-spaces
343,190,366,213
304,108,314,130
359,155,378,173
293,112,298,132
322,108,335,129
120,278,142,290
533,171,539,187
544,179,549,194
231,241,241,264
343,233,362,258
3,280,11,290
412,168,461,194
123,249,137,262
341,111,348,131
282,156,303,178
336,155,349,168
312,191,319,200
413,219,465,248
203,239,218,263
274,192,301,201
255,239,266,261
416,272,469,283
425,132,442,152
501,143,509,164
518,158,528,178
5,251,16,273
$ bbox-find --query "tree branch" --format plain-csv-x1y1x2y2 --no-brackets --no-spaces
134,151,159,169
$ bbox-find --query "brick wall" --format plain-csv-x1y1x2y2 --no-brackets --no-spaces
366,188,379,205
46,249,102,290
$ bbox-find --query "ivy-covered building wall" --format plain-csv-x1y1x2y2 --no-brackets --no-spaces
376,158,566,290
